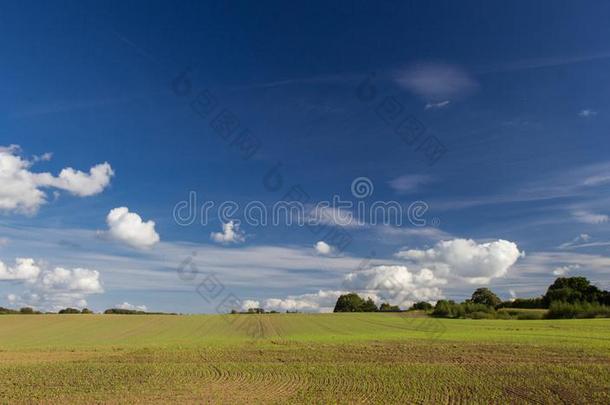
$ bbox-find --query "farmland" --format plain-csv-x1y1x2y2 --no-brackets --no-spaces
0,313,609,403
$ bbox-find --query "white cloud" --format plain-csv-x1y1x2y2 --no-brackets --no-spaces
2,263,103,311
558,234,591,249
578,109,597,118
262,264,447,312
106,207,160,249
0,145,113,214
395,63,477,100
307,205,359,228
116,302,148,311
396,238,524,284
0,258,40,281
572,210,608,224
38,267,103,294
264,290,344,313
508,289,517,302
210,220,245,244
553,264,580,276
387,174,433,194
314,241,334,255
343,265,445,307
45,163,114,197
583,174,610,187
425,100,451,110
240,299,260,310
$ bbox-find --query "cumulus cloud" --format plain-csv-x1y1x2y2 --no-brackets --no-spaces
240,299,260,311
396,238,523,284
314,241,334,255
45,163,114,197
116,302,148,311
262,265,447,313
0,145,114,214
395,63,477,100
38,267,103,294
210,221,245,244
388,174,433,194
263,290,344,313
106,207,160,249
343,265,444,307
263,239,521,311
572,210,608,224
0,258,40,281
0,259,103,311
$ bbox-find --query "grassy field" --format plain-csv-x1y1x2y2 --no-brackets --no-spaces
0,313,608,403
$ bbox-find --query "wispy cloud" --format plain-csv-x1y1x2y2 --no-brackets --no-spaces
572,210,609,224
553,264,580,276
395,63,477,100
425,100,450,110
558,233,591,249
387,174,434,194
579,109,598,118
477,50,610,74
433,160,610,211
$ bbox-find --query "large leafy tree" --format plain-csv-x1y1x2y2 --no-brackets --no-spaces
360,297,378,312
543,277,604,305
333,293,378,312
470,288,502,307
333,293,365,312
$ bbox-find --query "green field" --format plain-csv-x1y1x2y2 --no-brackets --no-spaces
0,313,609,403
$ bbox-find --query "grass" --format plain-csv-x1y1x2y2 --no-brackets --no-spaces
0,313,609,403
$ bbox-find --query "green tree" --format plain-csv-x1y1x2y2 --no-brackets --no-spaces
360,297,378,312
410,301,433,311
333,293,367,312
470,288,502,307
543,277,603,305
58,308,81,314
379,302,400,312
432,300,455,317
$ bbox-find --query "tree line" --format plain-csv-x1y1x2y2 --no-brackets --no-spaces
333,276,610,319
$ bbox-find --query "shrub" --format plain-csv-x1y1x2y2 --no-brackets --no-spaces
104,308,146,315
495,311,512,319
467,311,495,319
498,297,545,309
379,303,400,312
517,311,544,320
546,301,610,319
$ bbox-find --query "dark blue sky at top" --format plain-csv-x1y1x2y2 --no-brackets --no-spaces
1,1,610,311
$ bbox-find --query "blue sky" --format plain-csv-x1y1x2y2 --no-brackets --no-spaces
1,1,610,313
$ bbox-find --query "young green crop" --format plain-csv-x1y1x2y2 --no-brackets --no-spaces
0,314,608,403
